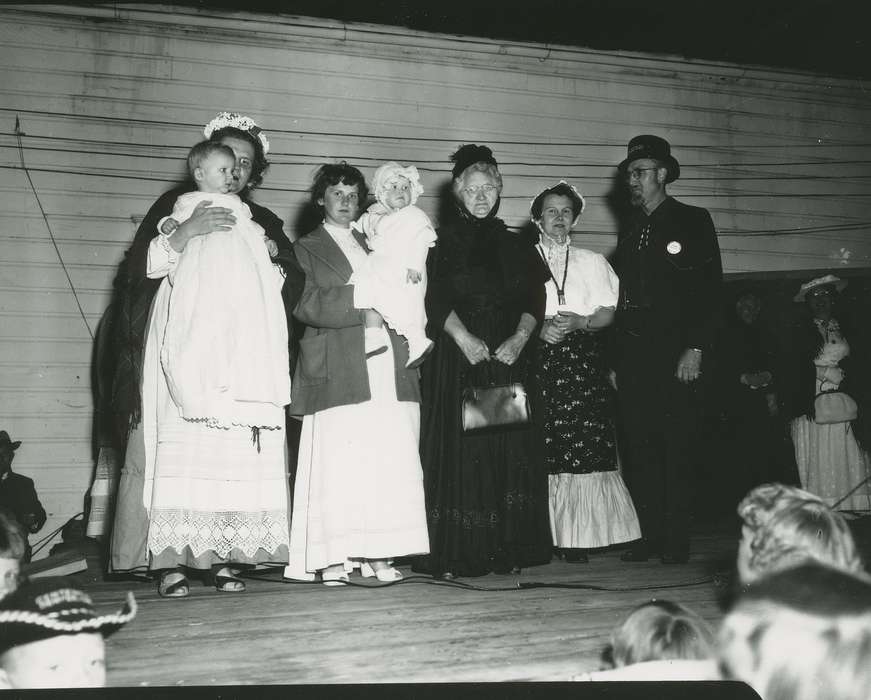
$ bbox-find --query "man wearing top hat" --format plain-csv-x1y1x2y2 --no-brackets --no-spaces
0,431,47,546
611,135,723,564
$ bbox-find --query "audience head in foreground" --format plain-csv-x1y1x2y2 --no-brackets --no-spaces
719,562,871,700
0,576,136,688
736,483,863,585
609,599,715,668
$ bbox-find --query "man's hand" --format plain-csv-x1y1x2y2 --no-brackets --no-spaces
675,348,702,384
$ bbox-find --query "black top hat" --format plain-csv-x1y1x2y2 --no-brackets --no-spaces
618,134,681,183
0,431,21,451
450,144,498,181
0,577,136,653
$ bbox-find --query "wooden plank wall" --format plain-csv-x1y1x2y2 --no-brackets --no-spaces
1,3,870,550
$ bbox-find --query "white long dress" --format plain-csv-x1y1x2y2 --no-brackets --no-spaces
284,223,430,580
792,320,871,512
143,234,291,569
159,191,290,429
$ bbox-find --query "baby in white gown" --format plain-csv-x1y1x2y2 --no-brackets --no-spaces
156,141,290,429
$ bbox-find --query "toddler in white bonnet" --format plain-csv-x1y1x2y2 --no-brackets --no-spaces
354,161,437,368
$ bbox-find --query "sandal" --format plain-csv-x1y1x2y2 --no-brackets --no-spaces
157,570,190,599
211,567,246,593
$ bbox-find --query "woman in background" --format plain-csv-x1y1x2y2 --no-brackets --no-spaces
780,275,871,512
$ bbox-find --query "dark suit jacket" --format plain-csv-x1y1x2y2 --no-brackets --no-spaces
0,471,47,534
289,226,421,416
613,196,723,355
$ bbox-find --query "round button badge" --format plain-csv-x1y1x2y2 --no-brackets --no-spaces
666,240,682,255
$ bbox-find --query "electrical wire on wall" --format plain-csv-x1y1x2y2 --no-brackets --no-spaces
12,114,94,341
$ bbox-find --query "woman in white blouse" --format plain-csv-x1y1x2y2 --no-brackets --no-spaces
532,181,640,563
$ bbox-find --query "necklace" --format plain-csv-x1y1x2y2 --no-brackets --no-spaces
537,240,569,306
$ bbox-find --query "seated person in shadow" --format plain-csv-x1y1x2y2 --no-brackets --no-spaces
716,292,799,506
0,432,46,562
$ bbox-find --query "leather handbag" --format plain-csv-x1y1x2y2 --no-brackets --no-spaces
461,382,531,434
813,389,858,424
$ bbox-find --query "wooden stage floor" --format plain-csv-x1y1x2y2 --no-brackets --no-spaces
75,527,740,688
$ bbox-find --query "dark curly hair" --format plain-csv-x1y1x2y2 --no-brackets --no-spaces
530,182,584,221
208,126,269,190
310,162,369,211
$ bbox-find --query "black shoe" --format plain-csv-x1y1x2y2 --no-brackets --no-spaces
661,552,689,565
563,549,589,563
620,541,652,562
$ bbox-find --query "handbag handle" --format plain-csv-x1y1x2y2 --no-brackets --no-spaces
470,358,520,389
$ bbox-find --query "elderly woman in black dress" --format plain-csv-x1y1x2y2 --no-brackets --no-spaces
416,145,552,579
531,181,639,563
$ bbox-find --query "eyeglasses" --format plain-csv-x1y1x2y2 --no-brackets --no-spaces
461,184,499,198
625,167,659,181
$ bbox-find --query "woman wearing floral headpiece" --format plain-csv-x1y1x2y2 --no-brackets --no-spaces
107,113,305,597
414,145,553,579
530,182,639,563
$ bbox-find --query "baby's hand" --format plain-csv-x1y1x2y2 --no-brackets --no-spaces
265,238,279,258
160,217,179,235
406,268,422,284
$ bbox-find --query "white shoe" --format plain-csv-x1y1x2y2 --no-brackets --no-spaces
360,562,404,582
321,566,349,586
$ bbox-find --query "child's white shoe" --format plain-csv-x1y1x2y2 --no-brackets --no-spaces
406,337,434,369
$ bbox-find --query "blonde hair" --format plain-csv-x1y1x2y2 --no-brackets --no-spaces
719,563,871,700
738,483,862,583
610,600,715,667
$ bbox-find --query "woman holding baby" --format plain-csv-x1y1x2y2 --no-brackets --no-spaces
284,162,430,584
108,112,304,597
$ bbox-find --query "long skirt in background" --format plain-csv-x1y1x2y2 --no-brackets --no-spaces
110,278,291,572
539,331,639,548
792,416,871,512
284,327,429,580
